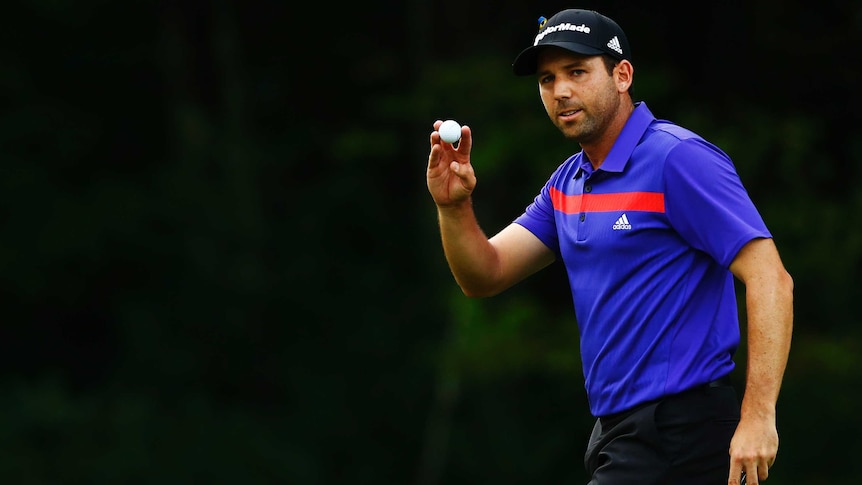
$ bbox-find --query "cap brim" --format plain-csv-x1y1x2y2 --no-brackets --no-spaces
512,42,607,76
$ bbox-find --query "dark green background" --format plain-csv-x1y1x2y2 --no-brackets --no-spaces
2,0,858,482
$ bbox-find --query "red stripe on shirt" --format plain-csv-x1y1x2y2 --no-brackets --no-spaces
550,187,665,214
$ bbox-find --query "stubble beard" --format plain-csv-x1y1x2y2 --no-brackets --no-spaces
556,110,599,143
554,86,621,144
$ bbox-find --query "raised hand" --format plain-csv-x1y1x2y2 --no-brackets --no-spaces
426,120,474,208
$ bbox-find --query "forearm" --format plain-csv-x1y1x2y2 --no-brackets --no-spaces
741,267,794,420
437,200,503,297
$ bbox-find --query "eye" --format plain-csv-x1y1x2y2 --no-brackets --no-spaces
571,69,586,77
539,74,553,84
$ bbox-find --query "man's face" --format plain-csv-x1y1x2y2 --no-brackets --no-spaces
535,47,621,143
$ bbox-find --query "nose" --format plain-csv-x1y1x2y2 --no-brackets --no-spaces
553,79,572,100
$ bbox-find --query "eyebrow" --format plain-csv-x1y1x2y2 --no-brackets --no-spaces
536,60,589,78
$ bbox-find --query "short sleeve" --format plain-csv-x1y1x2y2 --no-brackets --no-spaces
514,182,561,258
663,138,771,267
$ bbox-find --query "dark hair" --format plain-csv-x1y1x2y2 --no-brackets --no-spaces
601,54,633,96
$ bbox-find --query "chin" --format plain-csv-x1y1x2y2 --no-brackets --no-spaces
559,126,585,141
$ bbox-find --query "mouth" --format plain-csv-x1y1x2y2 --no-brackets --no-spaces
558,108,581,121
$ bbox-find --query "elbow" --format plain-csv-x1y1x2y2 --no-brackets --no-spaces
452,263,511,298
780,269,794,333
459,286,501,299
457,280,503,298
773,268,794,328
771,265,794,297
779,267,794,297
785,270,794,293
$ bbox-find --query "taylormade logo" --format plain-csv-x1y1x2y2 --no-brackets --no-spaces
534,22,591,45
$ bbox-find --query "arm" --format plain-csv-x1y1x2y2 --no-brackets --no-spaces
426,121,555,297
727,237,794,485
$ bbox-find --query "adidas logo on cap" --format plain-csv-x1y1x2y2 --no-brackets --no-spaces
607,36,623,55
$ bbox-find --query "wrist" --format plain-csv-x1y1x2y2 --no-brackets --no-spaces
740,398,777,421
437,198,473,215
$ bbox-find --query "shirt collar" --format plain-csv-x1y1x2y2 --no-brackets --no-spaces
575,101,656,177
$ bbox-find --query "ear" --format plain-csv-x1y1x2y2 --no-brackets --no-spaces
615,60,634,93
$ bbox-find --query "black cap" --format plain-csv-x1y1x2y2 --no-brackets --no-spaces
512,9,631,76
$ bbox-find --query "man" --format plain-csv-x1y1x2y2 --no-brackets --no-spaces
425,8,793,485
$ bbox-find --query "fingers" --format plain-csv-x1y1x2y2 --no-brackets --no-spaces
426,119,477,205
728,462,770,485
727,420,778,484
430,119,443,144
449,160,473,179
430,119,447,147
754,456,770,483
728,461,743,485
429,120,442,148
455,124,472,155
741,466,768,485
428,120,448,171
427,142,442,171
430,120,472,152
429,121,472,169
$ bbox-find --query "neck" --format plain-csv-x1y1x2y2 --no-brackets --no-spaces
581,100,635,170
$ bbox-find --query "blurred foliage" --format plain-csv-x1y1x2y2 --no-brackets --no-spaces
0,0,859,483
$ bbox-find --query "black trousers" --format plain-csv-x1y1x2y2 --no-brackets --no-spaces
584,382,740,485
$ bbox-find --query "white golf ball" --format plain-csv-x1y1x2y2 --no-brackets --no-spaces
439,119,462,144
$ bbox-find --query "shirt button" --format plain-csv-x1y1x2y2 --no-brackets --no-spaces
579,213,585,222
585,185,592,193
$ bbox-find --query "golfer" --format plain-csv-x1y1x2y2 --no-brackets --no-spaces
425,8,793,485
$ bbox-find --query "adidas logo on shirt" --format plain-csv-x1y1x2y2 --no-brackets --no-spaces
612,213,632,230
607,36,623,55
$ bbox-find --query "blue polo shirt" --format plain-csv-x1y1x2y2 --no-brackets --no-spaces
514,102,771,417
